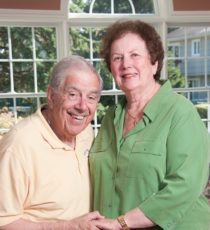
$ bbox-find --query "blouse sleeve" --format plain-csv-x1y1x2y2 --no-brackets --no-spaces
139,107,210,229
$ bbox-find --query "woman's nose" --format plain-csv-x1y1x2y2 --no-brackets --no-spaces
121,56,132,69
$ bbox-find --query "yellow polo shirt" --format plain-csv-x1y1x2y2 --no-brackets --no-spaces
0,106,94,226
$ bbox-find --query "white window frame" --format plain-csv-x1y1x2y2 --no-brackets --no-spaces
0,0,210,133
191,38,201,56
168,42,181,57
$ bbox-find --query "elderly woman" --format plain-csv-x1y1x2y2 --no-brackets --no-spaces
90,20,210,230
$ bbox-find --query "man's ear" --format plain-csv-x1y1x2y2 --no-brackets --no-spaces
47,86,54,109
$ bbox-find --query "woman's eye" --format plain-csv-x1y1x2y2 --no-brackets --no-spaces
131,53,139,57
113,56,122,62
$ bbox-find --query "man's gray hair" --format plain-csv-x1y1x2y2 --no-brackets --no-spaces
49,55,103,91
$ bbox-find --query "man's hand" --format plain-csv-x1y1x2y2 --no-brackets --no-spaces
0,211,104,230
92,218,121,230
64,211,104,230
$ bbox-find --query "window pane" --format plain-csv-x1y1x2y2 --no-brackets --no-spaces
167,59,185,88
208,58,210,86
167,27,185,58
189,91,207,104
13,62,34,92
0,98,13,110
0,62,10,92
16,97,37,117
0,100,15,132
40,97,47,105
11,27,33,59
187,59,205,87
207,27,210,56
93,61,113,90
97,95,115,123
187,27,205,57
37,61,55,92
92,28,105,58
132,0,154,14
0,27,9,59
69,0,91,13
69,27,90,58
35,27,57,59
92,0,111,13
115,0,132,13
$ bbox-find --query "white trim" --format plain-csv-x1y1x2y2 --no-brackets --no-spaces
191,39,201,56
68,14,165,27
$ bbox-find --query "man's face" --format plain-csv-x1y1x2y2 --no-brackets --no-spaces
47,68,100,142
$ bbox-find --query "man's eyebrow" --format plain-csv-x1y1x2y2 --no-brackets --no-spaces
64,86,79,91
88,90,101,96
64,86,100,95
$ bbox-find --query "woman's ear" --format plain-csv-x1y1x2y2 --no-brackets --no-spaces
152,61,158,75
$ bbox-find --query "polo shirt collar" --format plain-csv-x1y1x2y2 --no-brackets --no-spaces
34,105,73,150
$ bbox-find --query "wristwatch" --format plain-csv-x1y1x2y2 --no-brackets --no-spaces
117,215,130,230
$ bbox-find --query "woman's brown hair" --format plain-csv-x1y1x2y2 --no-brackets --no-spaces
100,20,164,81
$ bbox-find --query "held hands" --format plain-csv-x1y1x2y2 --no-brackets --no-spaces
89,208,155,230
64,211,105,230
91,218,122,230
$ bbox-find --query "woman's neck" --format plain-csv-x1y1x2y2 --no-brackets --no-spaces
126,81,160,111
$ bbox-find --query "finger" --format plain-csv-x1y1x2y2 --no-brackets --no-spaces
90,221,104,230
88,211,104,220
92,220,108,228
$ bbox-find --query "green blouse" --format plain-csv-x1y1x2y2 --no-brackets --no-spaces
90,80,210,230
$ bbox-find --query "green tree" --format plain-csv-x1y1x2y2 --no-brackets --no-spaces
167,51,185,88
0,26,56,117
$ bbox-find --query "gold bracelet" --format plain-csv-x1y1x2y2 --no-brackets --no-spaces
117,215,130,230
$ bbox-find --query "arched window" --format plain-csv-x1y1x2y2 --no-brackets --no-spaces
69,0,154,14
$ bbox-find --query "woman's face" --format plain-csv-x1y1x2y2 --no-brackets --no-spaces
110,33,158,93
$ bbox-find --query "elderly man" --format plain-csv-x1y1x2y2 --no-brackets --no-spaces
0,55,103,230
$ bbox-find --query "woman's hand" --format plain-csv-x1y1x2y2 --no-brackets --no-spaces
92,218,121,230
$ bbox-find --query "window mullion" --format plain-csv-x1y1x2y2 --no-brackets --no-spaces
8,27,14,93
32,27,38,93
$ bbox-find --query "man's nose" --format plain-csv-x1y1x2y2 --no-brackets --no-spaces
75,96,88,111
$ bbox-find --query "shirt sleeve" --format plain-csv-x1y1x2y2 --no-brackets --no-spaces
0,135,28,226
139,107,210,229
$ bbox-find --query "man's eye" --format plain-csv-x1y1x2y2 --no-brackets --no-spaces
68,92,79,99
69,93,76,97
88,95,98,102
87,94,99,103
